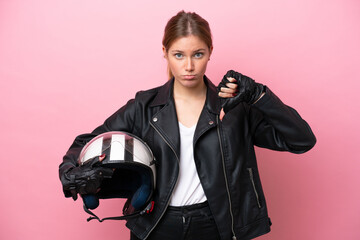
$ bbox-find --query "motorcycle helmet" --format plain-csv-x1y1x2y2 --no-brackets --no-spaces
78,131,156,222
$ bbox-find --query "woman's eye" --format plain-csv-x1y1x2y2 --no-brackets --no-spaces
174,53,183,59
194,52,204,58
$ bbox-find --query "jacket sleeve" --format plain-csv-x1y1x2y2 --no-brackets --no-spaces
59,97,138,197
249,87,316,154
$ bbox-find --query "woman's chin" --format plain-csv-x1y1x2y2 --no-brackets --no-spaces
177,79,203,89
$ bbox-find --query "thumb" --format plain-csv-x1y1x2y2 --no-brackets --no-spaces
220,108,225,121
70,190,78,201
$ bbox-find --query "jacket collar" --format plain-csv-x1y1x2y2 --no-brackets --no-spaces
150,75,222,115
149,76,222,158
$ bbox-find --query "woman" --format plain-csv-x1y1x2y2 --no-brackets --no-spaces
59,11,316,240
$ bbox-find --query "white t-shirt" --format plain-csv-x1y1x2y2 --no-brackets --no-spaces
169,122,207,206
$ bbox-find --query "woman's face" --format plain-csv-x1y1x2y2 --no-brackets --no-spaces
163,35,212,89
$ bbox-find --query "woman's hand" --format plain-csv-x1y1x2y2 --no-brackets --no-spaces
218,77,238,121
60,156,113,200
218,77,238,98
218,70,265,121
218,70,264,106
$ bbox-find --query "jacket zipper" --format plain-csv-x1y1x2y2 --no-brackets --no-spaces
145,121,180,239
217,117,237,240
247,168,262,208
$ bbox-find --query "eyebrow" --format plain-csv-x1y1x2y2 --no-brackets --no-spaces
170,48,206,53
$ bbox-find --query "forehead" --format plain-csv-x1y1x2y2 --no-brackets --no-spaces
168,35,208,52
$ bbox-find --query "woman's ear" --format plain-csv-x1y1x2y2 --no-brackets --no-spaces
162,46,167,59
209,46,213,60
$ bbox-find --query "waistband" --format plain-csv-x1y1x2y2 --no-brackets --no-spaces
167,201,209,213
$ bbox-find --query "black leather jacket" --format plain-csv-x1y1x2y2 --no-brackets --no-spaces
59,76,316,240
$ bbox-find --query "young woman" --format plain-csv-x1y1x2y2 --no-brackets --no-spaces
59,11,316,240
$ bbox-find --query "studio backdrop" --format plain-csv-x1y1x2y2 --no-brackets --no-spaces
0,0,359,239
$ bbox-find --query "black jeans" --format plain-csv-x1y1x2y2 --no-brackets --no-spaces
130,201,221,240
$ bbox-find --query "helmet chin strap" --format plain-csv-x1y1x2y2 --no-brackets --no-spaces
83,201,155,222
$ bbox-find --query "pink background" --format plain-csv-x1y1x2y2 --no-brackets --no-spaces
1,0,359,239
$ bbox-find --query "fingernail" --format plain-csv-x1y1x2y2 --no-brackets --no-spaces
99,154,106,161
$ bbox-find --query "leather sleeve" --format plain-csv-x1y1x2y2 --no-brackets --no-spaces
249,87,316,154
59,97,138,197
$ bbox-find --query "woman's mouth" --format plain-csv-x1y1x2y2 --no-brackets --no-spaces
183,75,196,80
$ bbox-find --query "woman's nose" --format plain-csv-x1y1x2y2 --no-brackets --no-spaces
185,58,194,72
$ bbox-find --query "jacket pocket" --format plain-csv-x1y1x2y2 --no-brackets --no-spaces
247,168,262,209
